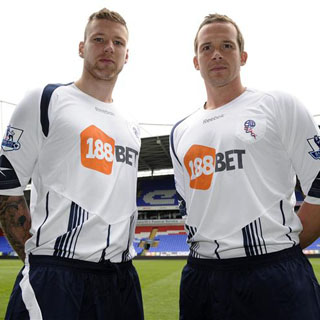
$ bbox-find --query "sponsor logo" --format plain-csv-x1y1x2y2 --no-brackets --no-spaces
184,144,245,190
1,126,24,152
95,107,115,116
203,114,224,124
244,120,257,139
307,135,320,160
80,125,139,175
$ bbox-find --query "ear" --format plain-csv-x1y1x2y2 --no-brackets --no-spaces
79,41,84,58
240,51,248,66
193,56,200,70
124,49,129,64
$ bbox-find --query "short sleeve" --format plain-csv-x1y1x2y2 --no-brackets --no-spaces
0,88,44,195
272,92,320,204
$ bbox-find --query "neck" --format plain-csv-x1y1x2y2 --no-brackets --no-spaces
204,79,246,110
74,72,117,103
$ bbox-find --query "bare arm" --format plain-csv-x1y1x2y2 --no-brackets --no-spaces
298,202,320,249
0,195,31,261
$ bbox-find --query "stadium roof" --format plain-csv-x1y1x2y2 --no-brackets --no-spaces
139,135,172,172
139,122,320,173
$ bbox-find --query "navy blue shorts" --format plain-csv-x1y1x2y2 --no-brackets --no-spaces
180,246,320,320
5,255,144,320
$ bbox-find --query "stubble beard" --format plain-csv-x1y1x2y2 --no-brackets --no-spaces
205,72,230,88
85,61,124,82
205,68,240,89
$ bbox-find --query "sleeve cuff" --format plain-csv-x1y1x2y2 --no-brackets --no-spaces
0,187,25,196
304,195,320,205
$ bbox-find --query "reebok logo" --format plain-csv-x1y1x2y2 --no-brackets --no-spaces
95,107,115,116
203,114,224,125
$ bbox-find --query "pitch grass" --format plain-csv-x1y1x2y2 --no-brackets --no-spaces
0,258,319,320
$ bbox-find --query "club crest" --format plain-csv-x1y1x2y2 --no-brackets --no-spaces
244,120,257,139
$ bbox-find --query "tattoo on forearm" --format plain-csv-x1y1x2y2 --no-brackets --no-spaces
0,195,31,261
18,215,27,227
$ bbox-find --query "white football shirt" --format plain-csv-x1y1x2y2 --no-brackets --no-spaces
0,83,141,263
170,88,320,259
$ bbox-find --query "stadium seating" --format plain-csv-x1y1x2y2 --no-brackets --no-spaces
148,235,189,253
137,176,178,209
134,225,189,256
303,238,320,255
0,236,13,255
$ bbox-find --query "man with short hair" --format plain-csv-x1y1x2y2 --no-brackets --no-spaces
170,13,320,320
0,8,144,320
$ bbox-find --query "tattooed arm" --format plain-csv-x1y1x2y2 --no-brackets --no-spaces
0,195,31,261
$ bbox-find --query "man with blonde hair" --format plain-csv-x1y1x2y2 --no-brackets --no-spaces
0,8,144,320
170,13,320,319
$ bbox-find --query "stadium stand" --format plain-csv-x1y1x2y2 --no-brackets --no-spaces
134,224,189,257
137,176,178,208
303,238,320,255
148,235,189,253
0,233,14,256
137,175,181,220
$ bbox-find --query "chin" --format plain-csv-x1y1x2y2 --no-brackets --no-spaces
94,70,117,81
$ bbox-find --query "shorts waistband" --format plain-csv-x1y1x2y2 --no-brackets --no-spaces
187,245,304,270
29,254,132,273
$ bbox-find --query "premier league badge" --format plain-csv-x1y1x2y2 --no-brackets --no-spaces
244,120,257,139
1,126,24,152
307,135,320,160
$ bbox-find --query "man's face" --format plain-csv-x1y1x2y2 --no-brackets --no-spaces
194,22,247,88
79,19,128,82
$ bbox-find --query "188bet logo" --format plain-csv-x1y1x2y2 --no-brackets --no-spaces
81,125,115,175
80,125,139,175
184,144,245,190
184,145,216,190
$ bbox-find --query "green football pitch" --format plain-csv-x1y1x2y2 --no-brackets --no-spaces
1,258,320,320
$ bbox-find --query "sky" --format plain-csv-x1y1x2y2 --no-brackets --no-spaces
0,0,319,137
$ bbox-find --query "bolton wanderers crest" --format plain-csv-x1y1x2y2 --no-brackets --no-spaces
244,120,257,139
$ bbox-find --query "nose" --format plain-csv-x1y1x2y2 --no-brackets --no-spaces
104,40,114,53
212,50,222,60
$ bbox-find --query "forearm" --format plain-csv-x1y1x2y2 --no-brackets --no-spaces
0,195,31,261
297,202,320,249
